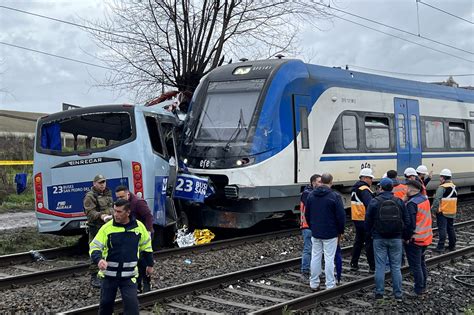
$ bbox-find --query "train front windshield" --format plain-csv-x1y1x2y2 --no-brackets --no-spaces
195,79,265,142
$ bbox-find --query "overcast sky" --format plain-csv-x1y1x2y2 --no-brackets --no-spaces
0,0,473,114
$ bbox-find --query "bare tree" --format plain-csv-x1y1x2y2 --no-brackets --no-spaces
87,0,332,100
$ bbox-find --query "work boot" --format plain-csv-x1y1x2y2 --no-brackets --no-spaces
142,276,151,293
90,274,101,288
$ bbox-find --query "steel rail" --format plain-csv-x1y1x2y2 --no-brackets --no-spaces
61,220,474,314
0,246,79,268
251,245,474,315
0,228,299,289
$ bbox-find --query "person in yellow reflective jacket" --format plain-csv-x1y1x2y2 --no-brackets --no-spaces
89,198,154,315
431,169,457,252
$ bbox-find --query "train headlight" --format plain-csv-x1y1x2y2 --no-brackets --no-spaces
183,158,188,164
236,160,243,166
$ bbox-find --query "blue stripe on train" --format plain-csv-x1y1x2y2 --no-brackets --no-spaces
320,153,474,161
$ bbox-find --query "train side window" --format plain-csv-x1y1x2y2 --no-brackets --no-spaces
299,106,309,149
410,115,419,148
425,120,444,148
470,122,474,149
365,116,390,149
342,115,358,149
448,122,466,149
397,114,406,148
145,116,165,155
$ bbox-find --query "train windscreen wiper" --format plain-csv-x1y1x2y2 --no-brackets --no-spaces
223,108,248,151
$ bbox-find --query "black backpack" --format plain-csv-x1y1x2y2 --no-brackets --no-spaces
374,196,403,237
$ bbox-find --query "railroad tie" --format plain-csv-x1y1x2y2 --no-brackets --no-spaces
223,288,287,303
166,302,223,315
268,276,309,288
347,298,372,307
197,294,259,310
325,306,350,314
247,282,307,296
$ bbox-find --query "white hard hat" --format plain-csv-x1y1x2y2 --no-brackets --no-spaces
416,165,429,175
382,173,387,178
359,168,374,178
404,167,418,177
440,169,452,177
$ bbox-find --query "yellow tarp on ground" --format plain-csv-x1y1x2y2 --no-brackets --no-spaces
193,229,215,245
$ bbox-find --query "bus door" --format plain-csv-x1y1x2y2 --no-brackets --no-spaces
394,98,422,174
292,94,312,183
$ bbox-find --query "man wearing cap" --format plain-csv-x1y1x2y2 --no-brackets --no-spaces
365,178,410,301
431,169,457,252
84,174,114,288
404,180,432,297
350,168,375,272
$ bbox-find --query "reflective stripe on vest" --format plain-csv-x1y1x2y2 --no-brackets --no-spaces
300,201,309,229
351,185,372,221
393,184,407,200
102,260,139,278
439,182,457,215
409,196,433,246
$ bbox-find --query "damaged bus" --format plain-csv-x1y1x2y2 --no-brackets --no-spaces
33,104,208,246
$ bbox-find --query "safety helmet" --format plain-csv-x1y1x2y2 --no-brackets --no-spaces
440,169,452,177
404,167,418,177
382,173,387,178
416,165,429,175
359,168,374,178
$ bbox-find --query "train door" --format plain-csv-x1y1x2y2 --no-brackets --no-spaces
394,98,422,173
292,94,312,183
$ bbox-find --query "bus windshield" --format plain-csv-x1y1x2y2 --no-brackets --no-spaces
37,111,134,155
196,79,265,141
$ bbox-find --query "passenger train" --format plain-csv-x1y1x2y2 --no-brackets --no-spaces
180,59,474,229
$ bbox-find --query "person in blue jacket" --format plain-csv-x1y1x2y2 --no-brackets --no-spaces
305,173,346,290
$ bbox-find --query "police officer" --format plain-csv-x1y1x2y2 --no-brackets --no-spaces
404,180,433,297
431,169,457,252
350,168,375,272
84,174,114,288
90,199,153,315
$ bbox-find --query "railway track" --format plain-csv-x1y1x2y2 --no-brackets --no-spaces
62,220,474,314
0,228,300,290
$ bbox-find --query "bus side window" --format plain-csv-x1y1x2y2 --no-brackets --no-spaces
145,116,165,156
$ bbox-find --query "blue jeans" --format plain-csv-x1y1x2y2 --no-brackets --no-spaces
301,229,312,273
100,277,139,315
405,243,428,295
310,237,338,289
373,238,403,298
436,213,456,250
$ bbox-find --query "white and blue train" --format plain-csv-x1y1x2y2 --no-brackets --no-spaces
180,59,474,229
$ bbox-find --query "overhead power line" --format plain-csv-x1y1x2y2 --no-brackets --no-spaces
315,2,474,55
346,64,474,77
417,0,473,25
331,14,473,64
0,5,140,42
0,41,114,70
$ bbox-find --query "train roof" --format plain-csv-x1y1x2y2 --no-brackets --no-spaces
210,59,474,103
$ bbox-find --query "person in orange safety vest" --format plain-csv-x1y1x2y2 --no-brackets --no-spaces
300,174,322,277
431,169,457,252
404,180,432,297
350,168,375,272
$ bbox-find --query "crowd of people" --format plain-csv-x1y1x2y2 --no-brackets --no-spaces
299,165,458,301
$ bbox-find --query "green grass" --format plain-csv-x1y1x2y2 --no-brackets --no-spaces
465,305,474,315
0,227,81,255
0,192,35,212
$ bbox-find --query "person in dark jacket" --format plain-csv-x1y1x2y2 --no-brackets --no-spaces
365,178,410,301
299,174,321,278
84,174,114,288
350,168,375,272
305,173,345,290
115,185,154,293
